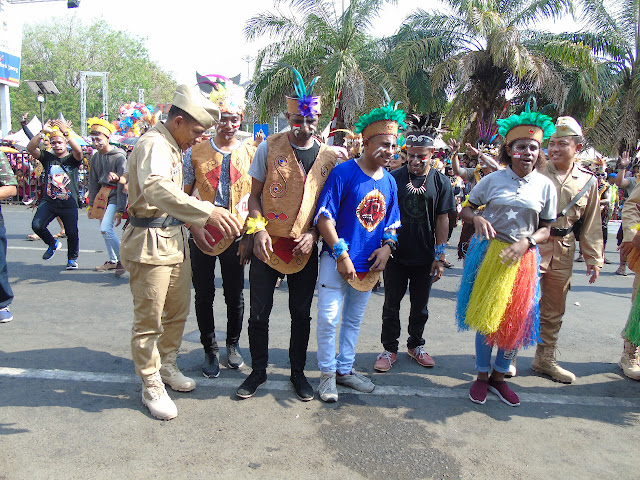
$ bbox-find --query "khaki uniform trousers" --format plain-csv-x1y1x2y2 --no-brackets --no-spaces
123,258,191,377
539,237,574,347
539,264,572,347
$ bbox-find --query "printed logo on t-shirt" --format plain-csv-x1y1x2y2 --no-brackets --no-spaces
47,165,71,200
356,189,386,232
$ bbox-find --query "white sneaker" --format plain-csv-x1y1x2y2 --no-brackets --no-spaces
336,370,375,393
318,372,338,403
142,372,177,420
160,361,196,392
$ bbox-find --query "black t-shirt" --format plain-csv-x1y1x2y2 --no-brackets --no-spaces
39,150,82,207
391,165,456,266
292,141,321,175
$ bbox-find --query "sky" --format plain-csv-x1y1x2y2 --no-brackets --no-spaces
11,0,584,87
11,0,419,85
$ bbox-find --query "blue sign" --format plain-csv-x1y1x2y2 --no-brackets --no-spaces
253,123,268,140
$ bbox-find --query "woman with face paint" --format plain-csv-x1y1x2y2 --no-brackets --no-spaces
457,104,558,407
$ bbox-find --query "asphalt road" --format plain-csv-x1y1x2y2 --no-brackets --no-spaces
0,204,638,479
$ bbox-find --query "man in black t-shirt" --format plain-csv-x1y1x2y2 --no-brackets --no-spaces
374,123,455,372
26,120,83,270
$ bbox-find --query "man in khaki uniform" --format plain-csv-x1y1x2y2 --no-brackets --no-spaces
120,85,242,420
534,116,603,383
618,182,640,380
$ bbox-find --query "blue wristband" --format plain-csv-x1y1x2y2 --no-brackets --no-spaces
435,243,446,256
332,238,349,258
382,231,398,244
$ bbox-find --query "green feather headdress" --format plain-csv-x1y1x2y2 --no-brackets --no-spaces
353,105,407,135
497,97,556,144
284,65,321,117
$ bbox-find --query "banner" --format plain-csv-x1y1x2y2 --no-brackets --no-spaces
0,5,22,87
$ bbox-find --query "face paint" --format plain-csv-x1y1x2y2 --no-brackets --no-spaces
292,124,301,138
373,146,385,159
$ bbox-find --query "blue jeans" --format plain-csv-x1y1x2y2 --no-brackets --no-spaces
0,209,13,308
100,203,120,263
32,199,79,260
316,253,372,374
475,331,516,374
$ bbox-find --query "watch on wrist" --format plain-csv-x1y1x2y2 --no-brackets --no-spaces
383,240,397,253
526,235,537,248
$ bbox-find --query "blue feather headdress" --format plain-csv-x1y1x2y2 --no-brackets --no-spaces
284,66,321,117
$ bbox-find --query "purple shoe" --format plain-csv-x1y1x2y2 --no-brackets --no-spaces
488,379,520,406
469,379,489,404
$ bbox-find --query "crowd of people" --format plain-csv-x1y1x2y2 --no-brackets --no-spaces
1,68,639,421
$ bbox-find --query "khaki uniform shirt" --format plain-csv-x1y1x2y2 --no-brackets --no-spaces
120,122,215,266
622,181,640,242
539,161,604,270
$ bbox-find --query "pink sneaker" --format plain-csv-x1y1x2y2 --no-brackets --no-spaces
469,379,489,404
488,379,520,406
374,351,397,372
408,346,435,367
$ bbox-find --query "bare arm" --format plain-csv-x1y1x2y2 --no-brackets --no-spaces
0,185,16,200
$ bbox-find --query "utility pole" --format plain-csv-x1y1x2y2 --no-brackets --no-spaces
241,55,254,84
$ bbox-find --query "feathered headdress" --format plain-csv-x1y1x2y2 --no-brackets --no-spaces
405,114,438,147
197,74,246,116
284,66,321,117
353,87,406,141
497,97,556,145
88,117,116,137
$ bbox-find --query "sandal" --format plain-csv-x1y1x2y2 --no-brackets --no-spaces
54,232,67,239
26,234,40,241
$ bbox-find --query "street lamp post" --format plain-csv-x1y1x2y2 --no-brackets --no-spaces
36,95,45,125
24,80,60,128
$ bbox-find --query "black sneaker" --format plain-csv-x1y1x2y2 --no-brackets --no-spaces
236,369,267,399
202,351,220,378
290,371,313,401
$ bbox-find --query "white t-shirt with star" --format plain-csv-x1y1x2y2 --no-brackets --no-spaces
468,167,557,244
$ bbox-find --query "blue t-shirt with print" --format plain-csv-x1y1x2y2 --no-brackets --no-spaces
314,159,401,272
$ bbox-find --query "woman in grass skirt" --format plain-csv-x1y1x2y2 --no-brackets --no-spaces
456,104,558,406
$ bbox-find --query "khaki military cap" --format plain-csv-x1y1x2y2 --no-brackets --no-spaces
551,116,583,138
172,84,220,129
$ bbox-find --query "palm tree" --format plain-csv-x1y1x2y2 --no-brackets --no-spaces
391,0,596,143
574,0,640,154
244,0,397,139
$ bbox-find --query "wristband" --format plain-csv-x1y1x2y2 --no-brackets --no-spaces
332,238,349,258
245,214,268,234
381,231,398,244
435,243,447,256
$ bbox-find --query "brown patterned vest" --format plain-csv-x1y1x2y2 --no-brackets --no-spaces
261,132,338,273
190,139,255,255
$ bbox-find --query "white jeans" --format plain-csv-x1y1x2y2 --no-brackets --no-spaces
316,252,372,374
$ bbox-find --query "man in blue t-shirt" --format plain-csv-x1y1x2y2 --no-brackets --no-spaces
314,104,404,403
26,120,83,270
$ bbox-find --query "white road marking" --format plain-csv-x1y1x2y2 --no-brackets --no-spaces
0,366,636,408
8,246,102,253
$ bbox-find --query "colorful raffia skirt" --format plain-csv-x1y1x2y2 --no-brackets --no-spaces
622,292,640,345
456,237,541,351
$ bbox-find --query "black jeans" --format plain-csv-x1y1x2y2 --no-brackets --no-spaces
32,200,79,260
247,245,318,372
0,210,13,308
381,260,433,353
189,238,244,352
